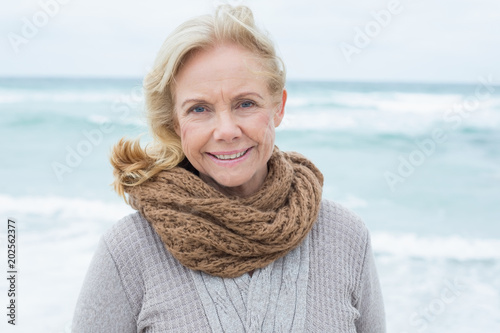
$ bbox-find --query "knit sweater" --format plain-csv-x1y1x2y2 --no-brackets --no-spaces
72,200,385,332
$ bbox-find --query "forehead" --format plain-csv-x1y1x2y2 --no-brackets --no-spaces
174,44,268,95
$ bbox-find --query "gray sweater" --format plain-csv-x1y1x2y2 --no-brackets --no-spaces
72,200,385,332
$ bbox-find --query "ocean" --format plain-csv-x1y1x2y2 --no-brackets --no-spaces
1,77,499,332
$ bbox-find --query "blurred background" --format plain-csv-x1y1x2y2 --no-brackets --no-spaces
1,0,499,332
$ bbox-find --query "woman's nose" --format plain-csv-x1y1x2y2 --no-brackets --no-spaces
213,110,242,142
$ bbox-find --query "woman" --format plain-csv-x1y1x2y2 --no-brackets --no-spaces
73,5,385,332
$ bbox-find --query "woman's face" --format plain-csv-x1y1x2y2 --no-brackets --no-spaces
174,43,286,197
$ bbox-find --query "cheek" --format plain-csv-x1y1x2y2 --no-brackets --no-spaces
178,117,195,139
179,124,191,141
258,125,275,145
178,120,211,158
253,114,276,143
179,122,199,149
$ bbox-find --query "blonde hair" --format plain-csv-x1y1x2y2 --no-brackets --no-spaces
110,5,286,201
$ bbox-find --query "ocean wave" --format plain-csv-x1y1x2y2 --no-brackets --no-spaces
0,194,134,223
287,89,500,115
2,194,499,261
0,83,146,105
278,104,500,133
372,232,500,261
4,111,147,129
0,90,131,104
328,91,465,113
279,110,359,131
87,114,146,127
285,90,482,112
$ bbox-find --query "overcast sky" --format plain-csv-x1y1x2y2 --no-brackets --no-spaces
2,0,499,83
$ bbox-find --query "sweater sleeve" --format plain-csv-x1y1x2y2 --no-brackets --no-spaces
72,237,137,332
354,232,386,333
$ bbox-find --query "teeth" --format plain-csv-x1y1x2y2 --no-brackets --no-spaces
213,150,247,160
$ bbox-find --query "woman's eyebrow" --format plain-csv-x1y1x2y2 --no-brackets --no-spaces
181,92,264,108
181,98,207,108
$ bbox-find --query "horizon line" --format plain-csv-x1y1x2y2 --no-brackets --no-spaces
0,76,494,87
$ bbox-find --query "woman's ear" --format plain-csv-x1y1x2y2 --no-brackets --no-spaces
273,89,287,127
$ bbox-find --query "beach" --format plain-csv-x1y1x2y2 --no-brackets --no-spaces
1,77,499,332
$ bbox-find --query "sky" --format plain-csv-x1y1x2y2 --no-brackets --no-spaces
1,0,500,83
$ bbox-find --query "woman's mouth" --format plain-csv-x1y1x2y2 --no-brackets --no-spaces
209,148,251,160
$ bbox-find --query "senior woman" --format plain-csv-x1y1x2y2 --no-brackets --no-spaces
73,5,385,332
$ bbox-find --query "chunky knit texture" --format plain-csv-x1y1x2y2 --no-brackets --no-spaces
124,147,323,278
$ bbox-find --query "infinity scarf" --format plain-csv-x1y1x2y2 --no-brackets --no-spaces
125,147,323,278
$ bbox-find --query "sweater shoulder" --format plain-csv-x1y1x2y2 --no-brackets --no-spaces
103,211,176,274
104,212,152,248
311,199,370,290
103,212,161,265
306,200,382,330
315,198,369,244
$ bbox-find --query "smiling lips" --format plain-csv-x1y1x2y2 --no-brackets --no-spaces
209,148,251,160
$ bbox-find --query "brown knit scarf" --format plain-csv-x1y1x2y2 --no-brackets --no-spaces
125,147,323,278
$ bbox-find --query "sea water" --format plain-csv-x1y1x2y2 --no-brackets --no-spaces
0,78,499,332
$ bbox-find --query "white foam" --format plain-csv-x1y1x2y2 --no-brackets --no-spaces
87,114,110,124
310,91,464,113
0,193,134,223
0,218,102,332
87,114,146,127
279,108,437,133
279,110,358,130
279,96,500,132
372,232,500,260
286,97,310,107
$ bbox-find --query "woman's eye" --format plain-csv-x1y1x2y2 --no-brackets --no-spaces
240,101,255,108
191,106,206,113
